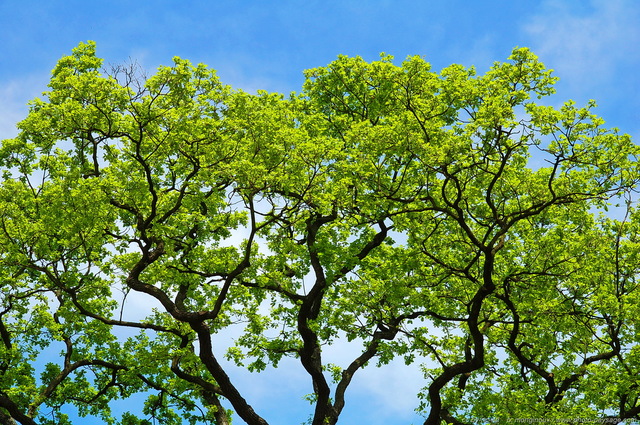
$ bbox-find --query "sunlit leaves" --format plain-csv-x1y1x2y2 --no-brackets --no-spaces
1,42,639,425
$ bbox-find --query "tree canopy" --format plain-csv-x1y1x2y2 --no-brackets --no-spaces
1,41,640,425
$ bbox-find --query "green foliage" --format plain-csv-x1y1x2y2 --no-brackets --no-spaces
1,42,639,425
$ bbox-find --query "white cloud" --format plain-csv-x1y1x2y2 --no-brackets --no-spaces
0,76,45,140
523,0,640,93
345,357,425,422
217,337,427,424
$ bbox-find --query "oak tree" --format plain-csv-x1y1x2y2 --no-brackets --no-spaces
1,42,639,425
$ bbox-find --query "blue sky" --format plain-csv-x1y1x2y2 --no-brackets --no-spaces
1,1,639,424
2,0,639,141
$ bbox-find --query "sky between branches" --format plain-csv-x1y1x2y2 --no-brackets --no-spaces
0,1,639,424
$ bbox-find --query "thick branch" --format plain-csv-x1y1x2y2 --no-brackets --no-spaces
0,392,36,425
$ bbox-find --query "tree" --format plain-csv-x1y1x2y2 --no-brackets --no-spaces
1,41,639,425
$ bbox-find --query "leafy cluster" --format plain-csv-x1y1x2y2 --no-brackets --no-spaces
1,41,639,425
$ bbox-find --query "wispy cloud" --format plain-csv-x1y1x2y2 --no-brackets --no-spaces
523,0,640,94
0,75,49,140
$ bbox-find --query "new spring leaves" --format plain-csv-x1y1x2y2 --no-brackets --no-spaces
1,41,639,425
